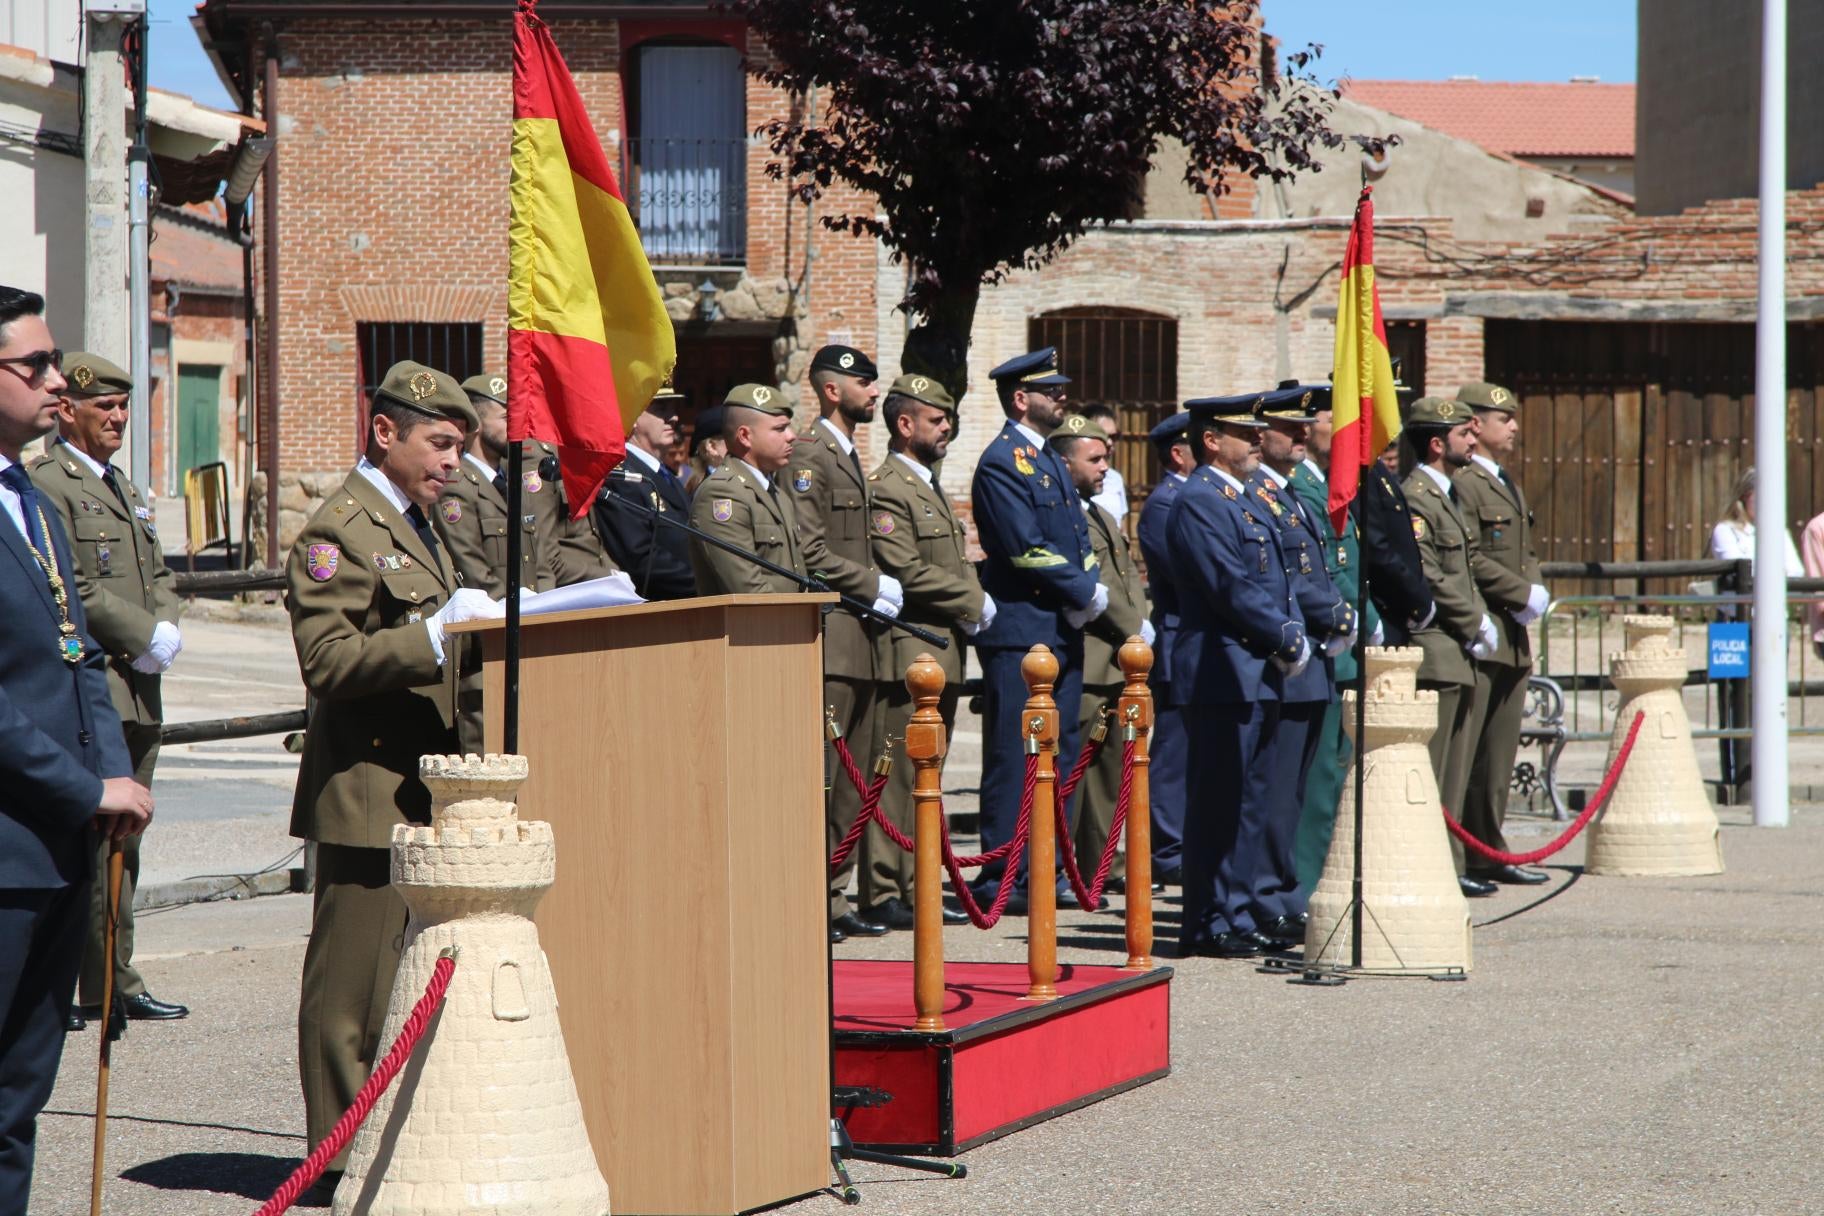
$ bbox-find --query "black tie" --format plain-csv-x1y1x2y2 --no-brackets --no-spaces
848,448,865,484
492,471,508,498
101,466,131,512
1448,483,1461,506
1497,466,1522,510
406,503,440,556
0,465,48,554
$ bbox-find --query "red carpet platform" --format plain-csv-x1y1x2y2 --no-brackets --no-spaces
832,960,1173,1155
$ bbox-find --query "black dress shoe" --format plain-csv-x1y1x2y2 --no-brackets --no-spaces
1154,865,1183,886
861,899,916,930
831,912,890,938
1245,930,1298,954
1185,932,1259,959
1476,864,1550,885
1458,875,1498,898
123,992,189,1021
941,905,970,925
1255,915,1307,946
65,1008,86,1033
1055,887,1081,910
1103,877,1126,895
830,924,846,944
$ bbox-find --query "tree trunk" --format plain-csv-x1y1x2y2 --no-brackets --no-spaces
899,278,982,407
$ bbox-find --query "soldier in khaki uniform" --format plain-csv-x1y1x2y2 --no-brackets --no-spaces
1455,381,1551,885
863,375,985,928
287,361,501,1180
687,383,807,594
1401,397,1498,894
29,353,188,1028
788,346,903,938
436,373,555,598
1049,413,1149,891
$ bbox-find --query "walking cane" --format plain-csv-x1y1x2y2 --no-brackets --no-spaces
89,837,125,1216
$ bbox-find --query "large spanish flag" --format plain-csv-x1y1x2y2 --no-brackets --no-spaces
1327,186,1402,534
509,0,675,517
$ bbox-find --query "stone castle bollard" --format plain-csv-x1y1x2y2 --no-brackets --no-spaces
1585,615,1724,876
1305,647,1472,971
334,754,610,1216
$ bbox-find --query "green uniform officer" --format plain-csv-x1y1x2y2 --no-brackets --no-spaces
1454,381,1551,885
687,383,808,594
1050,413,1148,892
863,375,986,928
788,346,902,938
1401,396,1498,892
29,352,188,1027
437,373,556,598
287,360,497,1175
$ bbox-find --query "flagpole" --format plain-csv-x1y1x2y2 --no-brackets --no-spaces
1349,515,1368,971
505,439,523,753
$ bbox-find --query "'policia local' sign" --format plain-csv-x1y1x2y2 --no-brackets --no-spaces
1708,622,1750,679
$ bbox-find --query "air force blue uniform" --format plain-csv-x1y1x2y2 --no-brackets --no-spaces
970,350,1099,893
1165,431,1307,948
1135,413,1190,879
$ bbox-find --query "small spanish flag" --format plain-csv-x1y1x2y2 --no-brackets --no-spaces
509,0,675,517
1326,186,1402,534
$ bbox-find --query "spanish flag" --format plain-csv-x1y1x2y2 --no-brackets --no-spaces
1326,186,1402,534
509,0,675,517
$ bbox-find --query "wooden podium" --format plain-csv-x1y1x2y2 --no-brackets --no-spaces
452,594,836,1216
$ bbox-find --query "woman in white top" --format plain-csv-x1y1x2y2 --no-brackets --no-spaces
1708,467,1803,575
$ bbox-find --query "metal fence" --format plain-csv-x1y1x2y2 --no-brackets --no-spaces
621,136,747,265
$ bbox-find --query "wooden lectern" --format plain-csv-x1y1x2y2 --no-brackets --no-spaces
452,593,836,1216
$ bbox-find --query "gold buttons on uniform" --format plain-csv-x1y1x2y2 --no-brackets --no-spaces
409,590,421,602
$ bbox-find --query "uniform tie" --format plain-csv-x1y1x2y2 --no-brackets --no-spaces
848,447,865,484
101,465,131,512
1497,465,1522,510
0,464,49,554
492,471,508,498
405,503,441,556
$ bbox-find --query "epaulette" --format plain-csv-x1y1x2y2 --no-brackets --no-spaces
613,468,646,483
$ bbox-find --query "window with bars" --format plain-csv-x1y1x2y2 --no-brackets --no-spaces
355,322,485,449
1028,307,1180,501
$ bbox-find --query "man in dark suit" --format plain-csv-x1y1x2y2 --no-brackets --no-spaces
1134,411,1192,884
1356,455,1436,645
595,388,696,600
0,286,150,1209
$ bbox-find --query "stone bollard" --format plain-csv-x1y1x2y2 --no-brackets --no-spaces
1305,647,1472,972
334,754,610,1216
1585,615,1725,876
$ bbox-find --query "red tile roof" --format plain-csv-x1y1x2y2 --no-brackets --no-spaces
1340,79,1635,159
151,207,243,292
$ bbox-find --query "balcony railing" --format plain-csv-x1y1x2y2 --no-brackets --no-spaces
621,136,747,266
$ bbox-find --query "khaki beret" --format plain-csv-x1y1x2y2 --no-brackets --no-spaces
375,361,478,431
460,372,509,406
886,372,955,413
62,353,132,397
1407,396,1472,428
1457,382,1518,413
1047,412,1108,449
723,382,793,417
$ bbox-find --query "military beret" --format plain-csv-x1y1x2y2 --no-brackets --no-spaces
886,372,955,413
1184,392,1267,428
1147,411,1192,450
374,361,478,431
988,347,1070,387
809,345,879,381
1406,396,1473,428
61,352,132,397
1047,412,1107,449
460,372,509,406
723,382,793,418
691,406,725,451
1256,382,1325,422
1457,381,1518,413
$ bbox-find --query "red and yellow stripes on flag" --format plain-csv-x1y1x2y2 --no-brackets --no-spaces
509,0,675,517
1326,185,1402,533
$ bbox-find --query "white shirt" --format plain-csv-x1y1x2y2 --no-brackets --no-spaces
0,453,33,549
356,456,414,516
1013,421,1047,451
1092,466,1128,524
1709,519,1803,576
1207,465,1246,494
464,451,498,481
893,451,935,486
1259,464,1290,491
624,443,663,474
1418,463,1455,500
1300,458,1326,485
1167,471,1189,486
1470,453,1504,481
59,438,112,482
818,417,857,456
736,458,771,492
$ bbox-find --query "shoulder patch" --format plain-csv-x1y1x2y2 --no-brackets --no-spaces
792,470,813,493
873,511,895,536
1013,449,1036,476
523,469,543,493
306,543,340,582
1411,516,1428,540
440,500,462,524
711,498,734,523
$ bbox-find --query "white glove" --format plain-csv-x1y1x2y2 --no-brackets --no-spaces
1368,619,1385,647
425,588,506,662
1287,636,1312,678
870,593,902,619
964,593,997,637
1064,583,1110,631
1511,583,1550,626
1410,602,1437,632
876,574,904,612
1466,612,1498,660
1140,619,1157,647
1324,631,1354,659
131,620,182,674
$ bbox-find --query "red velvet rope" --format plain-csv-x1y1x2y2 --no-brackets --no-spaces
826,734,892,871
1444,710,1645,867
1055,737,1137,912
1054,730,1105,810
937,751,1039,929
251,954,457,1216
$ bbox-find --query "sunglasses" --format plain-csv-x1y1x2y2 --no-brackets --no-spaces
0,349,64,385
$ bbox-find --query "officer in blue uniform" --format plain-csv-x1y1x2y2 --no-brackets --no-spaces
970,347,1106,907
1246,385,1356,944
1166,393,1309,958
1134,411,1192,884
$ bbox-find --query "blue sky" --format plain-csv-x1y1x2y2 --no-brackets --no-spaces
1264,0,1637,85
148,0,1640,113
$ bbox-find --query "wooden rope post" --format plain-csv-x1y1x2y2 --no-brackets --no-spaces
1021,645,1060,1003
1117,637,1155,971
904,654,949,1032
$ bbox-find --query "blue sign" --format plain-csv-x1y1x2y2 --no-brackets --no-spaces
1708,622,1751,679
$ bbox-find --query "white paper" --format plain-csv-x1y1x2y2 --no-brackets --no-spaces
510,573,646,617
